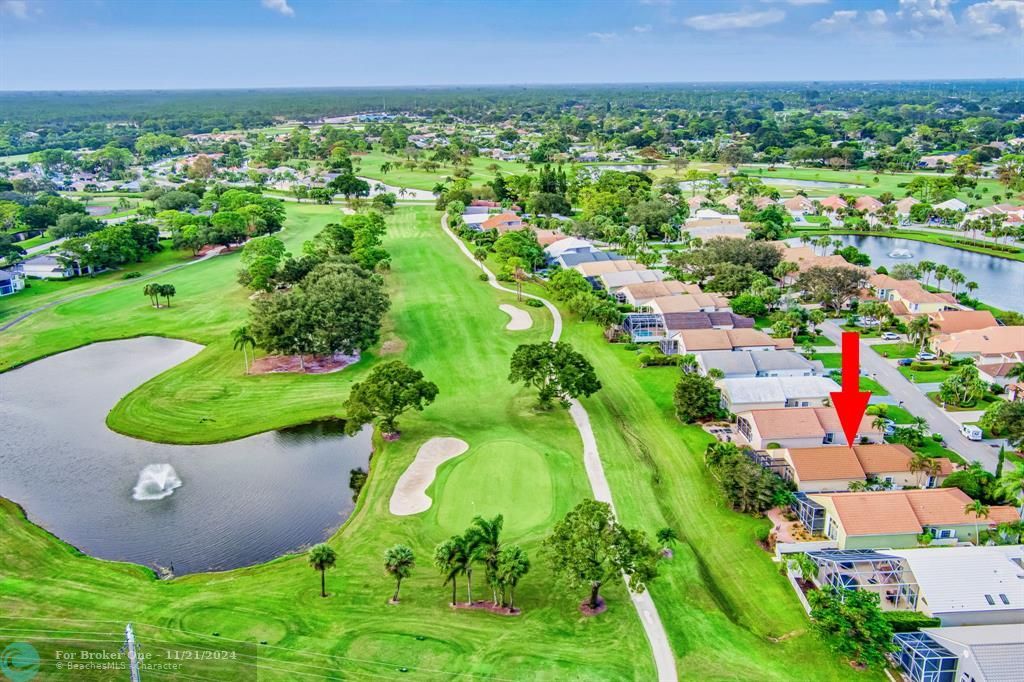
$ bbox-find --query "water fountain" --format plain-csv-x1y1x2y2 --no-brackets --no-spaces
132,464,182,501
888,248,914,259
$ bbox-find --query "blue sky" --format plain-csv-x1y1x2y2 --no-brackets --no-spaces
0,0,1021,90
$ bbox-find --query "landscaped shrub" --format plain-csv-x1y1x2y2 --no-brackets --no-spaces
525,298,544,308
478,273,489,281
931,433,944,442
883,611,941,633
766,442,782,449
122,271,142,279
623,343,639,351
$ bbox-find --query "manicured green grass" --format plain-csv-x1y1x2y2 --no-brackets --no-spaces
858,377,889,396
898,364,957,383
912,439,967,465
867,404,915,424
353,150,529,191
796,333,834,346
872,342,919,359
812,352,842,369
926,392,999,412
0,241,195,323
0,206,653,679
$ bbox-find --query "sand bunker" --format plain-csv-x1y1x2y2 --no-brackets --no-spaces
499,304,532,331
389,437,469,516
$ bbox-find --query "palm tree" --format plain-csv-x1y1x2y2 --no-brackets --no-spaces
159,283,176,308
144,282,161,308
384,544,416,603
308,544,337,598
910,415,929,436
656,527,678,548
995,461,1024,515
995,520,1023,545
433,537,465,606
948,270,965,296
908,315,935,350
231,325,257,375
787,552,819,583
964,500,990,545
495,544,530,611
909,454,943,488
918,261,936,287
678,353,698,374
1006,363,1024,382
468,515,504,604
933,264,949,292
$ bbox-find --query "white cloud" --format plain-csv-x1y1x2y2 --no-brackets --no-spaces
762,0,829,5
962,0,1024,36
261,0,294,17
684,8,785,30
866,8,888,26
587,31,619,41
633,24,653,32
895,0,956,31
0,0,29,19
812,9,858,31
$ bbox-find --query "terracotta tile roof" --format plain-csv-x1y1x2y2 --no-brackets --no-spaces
676,327,780,351
744,407,879,439
927,310,998,334
533,229,566,246
481,212,521,230
811,488,1021,536
819,195,848,210
936,326,1024,356
785,444,934,481
854,196,884,212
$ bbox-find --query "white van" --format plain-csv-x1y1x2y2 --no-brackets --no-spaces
960,424,983,441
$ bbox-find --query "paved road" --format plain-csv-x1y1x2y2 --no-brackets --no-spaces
440,215,677,681
820,321,998,471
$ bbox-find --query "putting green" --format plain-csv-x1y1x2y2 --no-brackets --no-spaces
432,440,556,536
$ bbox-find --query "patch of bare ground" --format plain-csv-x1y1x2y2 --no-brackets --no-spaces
249,352,360,375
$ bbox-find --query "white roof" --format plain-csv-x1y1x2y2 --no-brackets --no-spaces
887,546,1024,616
690,208,740,221
462,213,489,225
934,198,968,211
717,376,839,404
598,269,665,289
923,625,1024,682
545,237,596,259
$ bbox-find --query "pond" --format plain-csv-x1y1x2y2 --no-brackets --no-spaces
787,235,1024,313
0,336,372,575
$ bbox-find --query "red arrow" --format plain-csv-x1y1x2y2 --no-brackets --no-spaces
830,331,872,447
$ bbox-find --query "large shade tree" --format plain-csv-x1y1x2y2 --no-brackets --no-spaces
543,499,658,611
343,360,439,437
508,341,602,408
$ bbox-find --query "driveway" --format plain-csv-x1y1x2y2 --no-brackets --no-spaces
819,321,999,471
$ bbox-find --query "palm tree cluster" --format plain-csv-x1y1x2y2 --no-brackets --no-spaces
143,282,177,308
433,514,531,612
704,442,792,514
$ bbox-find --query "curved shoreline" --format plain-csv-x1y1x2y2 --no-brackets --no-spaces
787,227,1024,262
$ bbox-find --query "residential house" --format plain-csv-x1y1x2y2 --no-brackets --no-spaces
854,195,884,214
869,274,960,315
784,195,814,216
695,349,825,378
772,444,954,493
687,208,741,223
0,268,25,296
617,281,703,308
818,195,849,214
894,196,921,218
666,327,791,355
648,293,731,315
683,222,750,240
932,326,1024,362
894,624,1024,682
934,198,968,213
533,228,567,246
806,488,1020,550
806,545,1024,626
735,406,881,450
545,237,622,268
685,195,707,211
481,212,523,233
461,212,490,229
20,253,99,279
717,375,840,413
597,269,665,294
623,310,753,344
925,310,999,335
918,153,960,169
574,260,647,277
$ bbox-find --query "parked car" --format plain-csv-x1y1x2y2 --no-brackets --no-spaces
881,332,900,341
961,424,983,441
857,316,880,327
879,419,896,436
897,358,913,366
916,352,937,361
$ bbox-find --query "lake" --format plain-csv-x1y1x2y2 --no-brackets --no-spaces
787,235,1024,313
759,177,864,189
0,336,372,575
